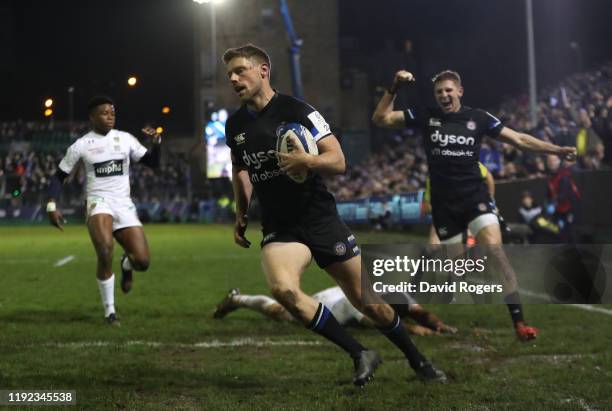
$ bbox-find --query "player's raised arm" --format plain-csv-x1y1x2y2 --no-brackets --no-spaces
498,127,577,161
232,156,253,248
372,70,415,129
136,127,162,168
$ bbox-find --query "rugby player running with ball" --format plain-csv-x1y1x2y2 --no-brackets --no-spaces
223,44,446,386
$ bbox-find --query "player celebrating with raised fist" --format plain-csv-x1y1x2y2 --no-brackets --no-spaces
372,69,577,341
47,96,161,326
223,44,446,386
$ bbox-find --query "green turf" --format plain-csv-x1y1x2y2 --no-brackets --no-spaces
1,225,611,410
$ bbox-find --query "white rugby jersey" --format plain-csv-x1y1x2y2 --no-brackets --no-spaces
313,286,418,326
59,129,147,199
312,286,365,325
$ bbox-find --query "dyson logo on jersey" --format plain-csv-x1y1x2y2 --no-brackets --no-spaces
430,130,475,147
94,160,124,177
242,149,277,170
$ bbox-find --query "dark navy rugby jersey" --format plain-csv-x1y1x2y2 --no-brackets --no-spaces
225,92,337,229
404,106,503,200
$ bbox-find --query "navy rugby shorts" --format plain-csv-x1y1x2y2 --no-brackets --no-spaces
260,215,360,268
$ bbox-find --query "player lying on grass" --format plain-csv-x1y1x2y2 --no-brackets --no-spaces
214,286,458,336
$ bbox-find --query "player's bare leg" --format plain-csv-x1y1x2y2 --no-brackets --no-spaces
476,223,538,341
326,255,446,383
261,242,318,322
428,225,441,245
262,242,378,386
114,226,150,293
87,214,119,325
213,288,294,321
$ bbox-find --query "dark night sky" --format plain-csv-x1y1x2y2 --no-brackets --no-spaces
2,0,612,134
2,0,195,134
340,0,612,108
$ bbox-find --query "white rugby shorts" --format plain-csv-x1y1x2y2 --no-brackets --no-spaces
86,196,142,232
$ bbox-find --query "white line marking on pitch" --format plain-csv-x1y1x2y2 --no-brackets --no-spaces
54,255,76,267
42,338,322,349
517,288,612,316
566,304,612,316
465,277,612,317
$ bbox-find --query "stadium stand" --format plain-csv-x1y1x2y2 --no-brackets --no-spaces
1,62,610,227
327,61,612,200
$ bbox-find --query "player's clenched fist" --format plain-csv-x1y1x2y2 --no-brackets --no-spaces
388,70,415,94
394,70,415,83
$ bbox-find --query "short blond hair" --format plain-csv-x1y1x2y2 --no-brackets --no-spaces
432,70,462,86
222,44,271,69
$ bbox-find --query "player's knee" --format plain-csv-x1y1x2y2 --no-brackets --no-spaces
362,303,380,318
96,243,113,264
363,303,393,322
270,285,298,309
132,256,150,271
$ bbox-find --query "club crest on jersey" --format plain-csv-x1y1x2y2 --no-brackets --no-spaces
429,118,442,127
467,120,477,131
234,133,246,145
113,136,120,142
478,203,487,212
94,159,124,177
334,242,347,256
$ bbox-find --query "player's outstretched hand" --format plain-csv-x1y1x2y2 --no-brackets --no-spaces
405,323,434,336
142,127,162,144
234,215,251,248
558,146,577,162
48,209,66,231
436,322,458,334
278,133,311,176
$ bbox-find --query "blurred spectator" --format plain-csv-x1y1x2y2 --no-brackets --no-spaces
518,190,561,243
546,155,581,243
518,191,542,225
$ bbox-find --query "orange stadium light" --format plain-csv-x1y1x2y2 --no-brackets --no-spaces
155,126,164,134
44,98,54,108
44,108,53,117
162,106,171,114
127,76,138,87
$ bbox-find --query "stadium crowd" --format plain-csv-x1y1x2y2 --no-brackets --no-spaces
1,62,611,205
0,144,191,207
327,61,612,200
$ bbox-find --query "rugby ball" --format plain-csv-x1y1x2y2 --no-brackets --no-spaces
276,122,319,183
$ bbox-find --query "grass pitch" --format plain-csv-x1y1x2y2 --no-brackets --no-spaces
1,225,611,410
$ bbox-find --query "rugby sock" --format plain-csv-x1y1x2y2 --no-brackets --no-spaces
97,274,116,317
309,303,365,359
234,295,277,312
122,257,133,271
504,291,525,324
379,313,426,369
